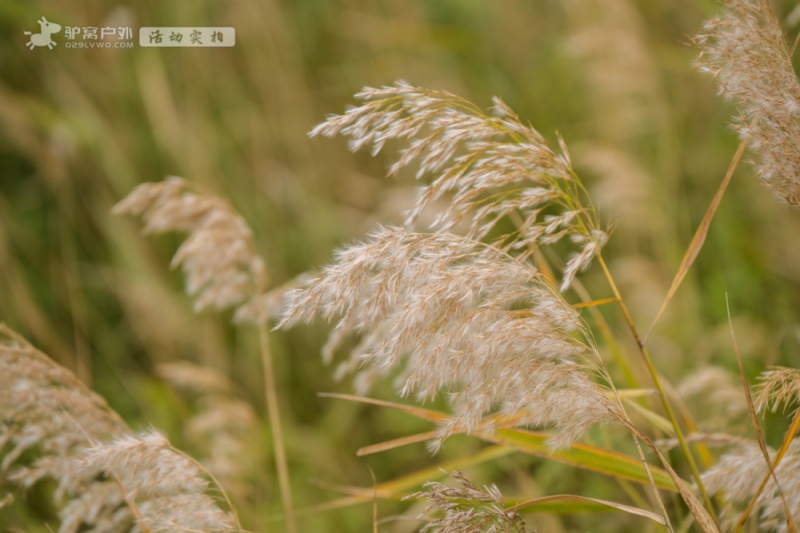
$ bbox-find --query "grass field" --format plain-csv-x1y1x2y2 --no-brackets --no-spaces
3,1,800,531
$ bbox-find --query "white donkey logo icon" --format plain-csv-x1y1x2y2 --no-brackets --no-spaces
24,17,62,50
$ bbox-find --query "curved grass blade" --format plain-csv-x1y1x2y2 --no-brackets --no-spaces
623,399,675,435
478,428,676,491
318,392,447,423
322,392,676,491
302,445,514,513
643,141,744,344
357,431,439,456
507,494,665,526
572,297,618,310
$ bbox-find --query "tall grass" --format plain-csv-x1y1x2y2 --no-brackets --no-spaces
4,0,800,531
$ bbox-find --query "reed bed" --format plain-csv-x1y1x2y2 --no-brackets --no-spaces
3,0,800,531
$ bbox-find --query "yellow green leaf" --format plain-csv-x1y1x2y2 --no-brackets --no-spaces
478,428,676,491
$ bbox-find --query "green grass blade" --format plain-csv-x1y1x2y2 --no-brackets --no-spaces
302,445,514,513
321,392,676,491
479,428,676,491
508,494,665,525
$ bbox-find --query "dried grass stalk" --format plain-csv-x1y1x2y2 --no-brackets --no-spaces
696,0,800,207
278,226,617,449
311,80,607,291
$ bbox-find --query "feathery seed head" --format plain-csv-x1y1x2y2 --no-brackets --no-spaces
0,326,240,533
113,177,280,322
311,81,607,291
677,366,749,431
406,471,528,532
0,325,129,518
81,430,240,533
278,227,616,448
754,366,800,414
702,440,800,531
696,0,800,207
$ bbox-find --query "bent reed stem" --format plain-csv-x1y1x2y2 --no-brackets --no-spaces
596,253,716,521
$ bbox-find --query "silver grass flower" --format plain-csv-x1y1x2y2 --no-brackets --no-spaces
755,366,800,413
702,441,800,532
697,0,800,207
81,430,240,533
700,367,800,532
310,80,607,291
115,177,296,530
113,176,279,322
406,471,528,533
0,325,240,533
278,226,616,449
0,325,130,532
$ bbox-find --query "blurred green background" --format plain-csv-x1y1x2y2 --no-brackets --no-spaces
3,0,800,531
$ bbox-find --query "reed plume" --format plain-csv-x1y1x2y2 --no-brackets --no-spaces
407,470,528,532
677,366,749,432
278,226,617,449
696,0,800,207
0,324,240,532
701,440,800,532
754,366,800,414
114,176,298,532
695,366,800,531
310,80,607,291
82,430,241,533
112,176,277,321
0,324,131,531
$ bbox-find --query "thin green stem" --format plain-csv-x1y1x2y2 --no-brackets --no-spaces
597,253,716,522
259,325,297,533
